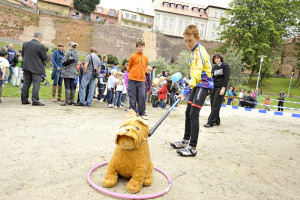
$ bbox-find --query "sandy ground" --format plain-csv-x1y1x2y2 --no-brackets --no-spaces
0,97,300,200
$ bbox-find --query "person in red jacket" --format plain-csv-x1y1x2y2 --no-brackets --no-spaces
158,81,168,109
128,39,148,119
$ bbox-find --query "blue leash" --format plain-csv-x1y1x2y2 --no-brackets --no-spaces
149,97,181,137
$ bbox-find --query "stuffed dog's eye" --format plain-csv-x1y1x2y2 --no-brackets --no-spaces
135,127,139,130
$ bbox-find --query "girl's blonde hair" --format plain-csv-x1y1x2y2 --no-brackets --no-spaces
110,69,117,76
159,76,166,83
117,72,123,78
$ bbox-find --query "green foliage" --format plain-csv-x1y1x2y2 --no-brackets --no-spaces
173,51,190,76
98,54,102,61
149,57,168,73
107,54,118,65
73,0,100,16
225,47,247,86
218,0,299,81
171,57,175,64
122,58,129,66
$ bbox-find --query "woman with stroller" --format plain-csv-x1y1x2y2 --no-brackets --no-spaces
204,53,230,128
60,42,79,106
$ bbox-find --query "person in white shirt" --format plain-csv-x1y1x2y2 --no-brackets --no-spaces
114,72,124,108
0,47,9,103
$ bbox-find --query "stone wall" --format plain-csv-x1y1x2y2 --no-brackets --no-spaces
0,0,36,13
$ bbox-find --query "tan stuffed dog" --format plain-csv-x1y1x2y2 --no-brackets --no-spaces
102,110,153,193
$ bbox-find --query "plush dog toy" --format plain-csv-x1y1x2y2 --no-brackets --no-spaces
102,110,153,194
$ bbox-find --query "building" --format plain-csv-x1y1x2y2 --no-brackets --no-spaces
37,0,71,17
151,0,227,41
7,0,36,8
118,9,154,31
69,4,119,24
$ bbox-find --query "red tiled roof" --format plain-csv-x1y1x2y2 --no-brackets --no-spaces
16,0,36,8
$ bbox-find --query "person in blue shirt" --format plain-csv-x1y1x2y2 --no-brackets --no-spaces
51,43,65,102
227,86,233,105
109,61,119,73
5,44,17,83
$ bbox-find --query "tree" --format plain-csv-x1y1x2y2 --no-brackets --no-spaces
122,58,128,67
218,0,299,81
107,54,118,65
149,57,168,73
173,51,190,76
73,0,100,19
294,37,300,88
225,47,247,86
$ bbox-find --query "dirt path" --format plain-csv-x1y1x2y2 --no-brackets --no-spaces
1,97,299,200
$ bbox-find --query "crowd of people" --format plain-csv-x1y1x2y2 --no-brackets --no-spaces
0,28,290,157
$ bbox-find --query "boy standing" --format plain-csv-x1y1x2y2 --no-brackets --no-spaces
97,70,107,102
128,39,148,119
170,25,214,156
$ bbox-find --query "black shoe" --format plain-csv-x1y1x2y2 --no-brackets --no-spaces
22,101,31,105
32,102,45,106
203,123,213,128
75,102,85,106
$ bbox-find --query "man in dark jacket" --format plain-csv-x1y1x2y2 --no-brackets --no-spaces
21,32,48,106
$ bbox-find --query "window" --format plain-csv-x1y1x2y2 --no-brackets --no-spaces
170,3,175,8
220,13,224,18
183,5,188,10
211,32,215,37
200,9,204,14
169,19,174,33
125,13,129,18
185,21,189,28
132,23,136,27
73,11,79,19
146,18,152,24
217,33,220,38
163,2,168,7
163,18,168,31
178,20,183,35
200,24,205,38
109,9,116,16
193,7,198,12
195,23,199,27
131,15,137,20
148,26,152,29
213,23,216,28
141,17,144,22
177,5,182,9
124,22,128,25
214,12,218,18
97,7,103,13
138,25,142,28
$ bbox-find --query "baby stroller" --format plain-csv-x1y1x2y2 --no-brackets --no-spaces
41,75,50,86
240,95,255,108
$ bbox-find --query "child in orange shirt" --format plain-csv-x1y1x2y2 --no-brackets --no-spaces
263,95,271,111
128,39,148,119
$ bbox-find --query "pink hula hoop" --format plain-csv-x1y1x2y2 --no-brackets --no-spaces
87,161,172,199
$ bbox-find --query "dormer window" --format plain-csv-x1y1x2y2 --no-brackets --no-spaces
200,9,204,14
183,5,188,10
170,3,175,8
163,2,168,7
97,7,103,13
177,4,182,9
192,7,198,12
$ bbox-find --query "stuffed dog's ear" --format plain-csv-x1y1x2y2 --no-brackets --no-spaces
136,117,148,126
125,109,137,120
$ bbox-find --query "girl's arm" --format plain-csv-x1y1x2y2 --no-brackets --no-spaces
1,66,7,80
